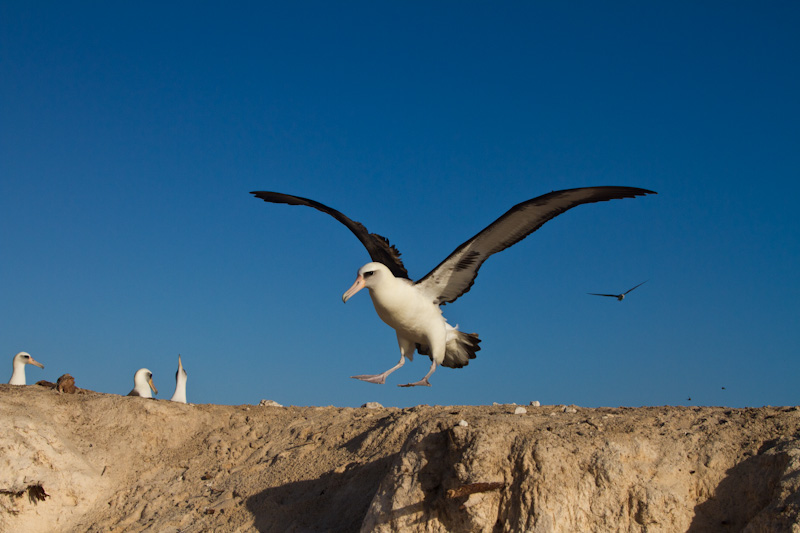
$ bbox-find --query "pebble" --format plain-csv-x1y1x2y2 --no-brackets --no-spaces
258,400,283,407
207,491,236,513
462,493,485,509
530,401,541,407
514,407,527,415
457,419,469,427
361,402,383,409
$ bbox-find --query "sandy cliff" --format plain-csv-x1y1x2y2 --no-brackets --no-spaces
1,384,798,532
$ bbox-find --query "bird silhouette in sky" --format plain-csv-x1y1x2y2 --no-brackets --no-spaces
588,280,648,301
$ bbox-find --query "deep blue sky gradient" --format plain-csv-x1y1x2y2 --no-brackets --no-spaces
2,2,798,408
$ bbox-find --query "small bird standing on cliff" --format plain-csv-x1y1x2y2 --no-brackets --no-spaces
127,368,158,398
8,352,45,385
170,355,188,403
588,280,648,301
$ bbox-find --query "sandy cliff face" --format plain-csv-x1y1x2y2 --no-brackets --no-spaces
1,384,798,532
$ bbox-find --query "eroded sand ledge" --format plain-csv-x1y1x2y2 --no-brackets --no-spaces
2,384,799,532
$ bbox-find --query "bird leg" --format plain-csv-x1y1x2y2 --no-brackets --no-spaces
398,360,436,388
351,355,405,385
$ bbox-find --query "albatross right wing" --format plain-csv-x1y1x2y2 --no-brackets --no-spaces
251,191,409,279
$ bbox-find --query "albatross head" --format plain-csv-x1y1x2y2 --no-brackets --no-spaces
342,262,394,303
131,368,158,398
9,352,45,385
175,355,187,382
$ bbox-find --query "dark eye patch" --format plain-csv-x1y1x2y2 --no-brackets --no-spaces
363,271,375,278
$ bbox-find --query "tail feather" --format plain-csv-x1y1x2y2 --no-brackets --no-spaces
444,330,481,368
417,327,481,369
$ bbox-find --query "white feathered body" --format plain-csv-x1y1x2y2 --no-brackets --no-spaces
362,264,480,368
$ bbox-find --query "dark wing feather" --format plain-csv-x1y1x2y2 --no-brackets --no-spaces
414,186,656,304
623,280,648,295
588,293,621,298
250,191,409,279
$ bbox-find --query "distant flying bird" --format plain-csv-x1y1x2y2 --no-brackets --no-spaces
588,280,648,301
170,355,188,403
127,368,157,398
252,186,656,387
8,352,45,385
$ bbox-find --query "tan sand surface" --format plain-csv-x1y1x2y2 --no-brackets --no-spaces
2,384,799,532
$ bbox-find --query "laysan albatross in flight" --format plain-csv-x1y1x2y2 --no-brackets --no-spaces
252,186,656,387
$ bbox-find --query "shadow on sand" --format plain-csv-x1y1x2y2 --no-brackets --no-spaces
245,453,395,533
246,426,467,533
688,439,790,531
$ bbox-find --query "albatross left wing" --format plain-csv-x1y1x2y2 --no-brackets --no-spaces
623,280,648,295
415,186,656,305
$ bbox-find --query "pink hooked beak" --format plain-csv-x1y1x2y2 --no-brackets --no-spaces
342,275,365,303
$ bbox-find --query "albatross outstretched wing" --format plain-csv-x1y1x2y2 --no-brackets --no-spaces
251,191,409,279
623,280,649,295
414,186,656,305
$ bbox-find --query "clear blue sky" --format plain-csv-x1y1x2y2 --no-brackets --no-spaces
2,2,798,408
